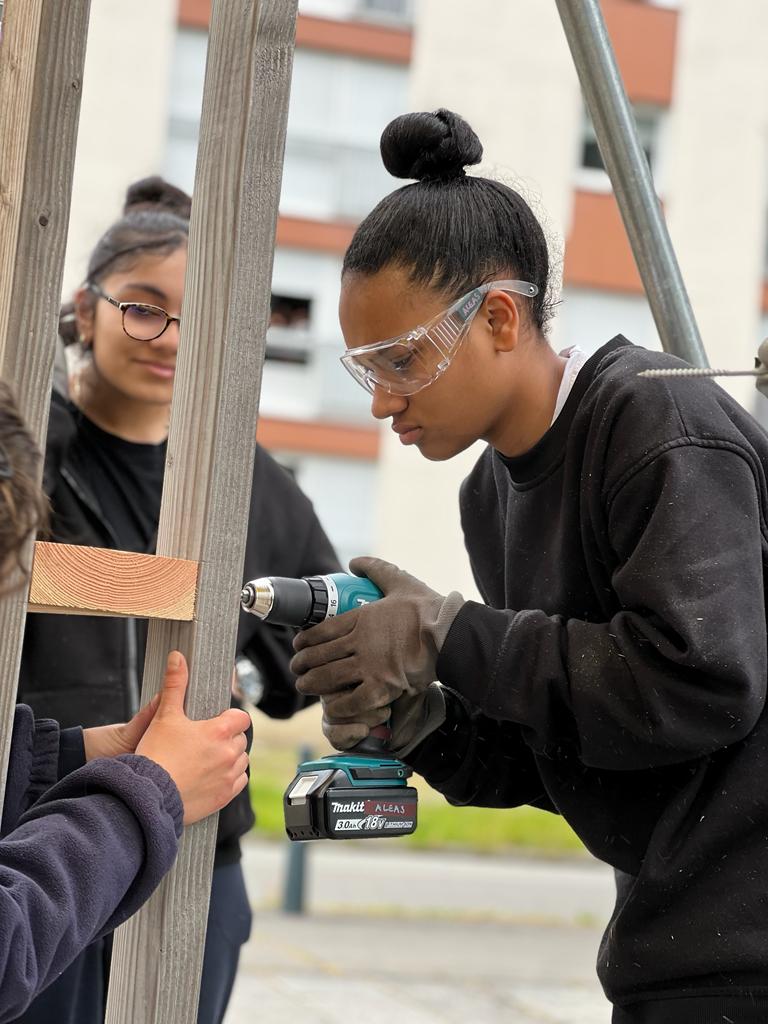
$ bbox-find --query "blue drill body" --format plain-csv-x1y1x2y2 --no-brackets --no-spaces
321,572,383,617
239,571,418,841
240,571,382,628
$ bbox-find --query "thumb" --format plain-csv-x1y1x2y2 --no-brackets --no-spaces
123,692,161,743
349,556,403,592
156,651,189,717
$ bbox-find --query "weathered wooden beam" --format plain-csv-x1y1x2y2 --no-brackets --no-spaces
105,1,299,1021
28,542,198,620
0,0,91,813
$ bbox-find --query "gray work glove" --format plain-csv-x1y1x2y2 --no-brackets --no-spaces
321,685,447,755
291,556,464,732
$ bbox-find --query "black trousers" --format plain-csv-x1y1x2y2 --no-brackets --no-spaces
12,861,253,1024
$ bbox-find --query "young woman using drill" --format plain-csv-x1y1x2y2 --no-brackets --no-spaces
15,179,340,1024
291,108,768,1024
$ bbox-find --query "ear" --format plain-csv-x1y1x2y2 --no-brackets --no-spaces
484,289,520,354
73,287,95,346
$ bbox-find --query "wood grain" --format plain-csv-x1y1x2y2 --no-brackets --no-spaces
105,1,299,1021
0,0,91,815
28,542,198,619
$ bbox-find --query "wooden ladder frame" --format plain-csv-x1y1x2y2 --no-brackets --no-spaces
0,1,298,1020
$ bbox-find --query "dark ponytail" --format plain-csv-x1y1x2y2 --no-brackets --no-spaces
59,176,191,345
343,109,554,333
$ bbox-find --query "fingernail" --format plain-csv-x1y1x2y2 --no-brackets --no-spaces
167,651,182,670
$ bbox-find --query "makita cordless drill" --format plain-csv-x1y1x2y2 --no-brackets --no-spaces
241,572,418,842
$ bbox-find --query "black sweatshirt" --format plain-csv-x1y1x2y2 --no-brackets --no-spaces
19,393,341,863
409,338,768,1018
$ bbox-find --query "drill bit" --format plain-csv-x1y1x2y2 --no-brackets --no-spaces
639,338,768,394
639,367,767,379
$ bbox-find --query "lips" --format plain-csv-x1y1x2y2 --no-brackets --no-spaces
392,421,423,446
136,360,175,380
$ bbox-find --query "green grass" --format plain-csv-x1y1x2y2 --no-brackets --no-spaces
248,746,586,858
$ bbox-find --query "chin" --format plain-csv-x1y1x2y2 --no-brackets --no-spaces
134,381,174,404
417,436,472,463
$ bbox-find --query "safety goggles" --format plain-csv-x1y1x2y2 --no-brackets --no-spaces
340,279,539,397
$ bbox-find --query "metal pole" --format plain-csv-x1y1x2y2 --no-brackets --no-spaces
554,0,708,368
282,745,312,914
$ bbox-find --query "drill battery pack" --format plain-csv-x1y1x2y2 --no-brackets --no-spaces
284,754,418,841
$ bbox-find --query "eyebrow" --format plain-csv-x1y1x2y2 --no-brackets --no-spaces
117,282,169,303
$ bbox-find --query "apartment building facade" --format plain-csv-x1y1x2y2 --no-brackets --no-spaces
376,0,768,593
60,0,768,592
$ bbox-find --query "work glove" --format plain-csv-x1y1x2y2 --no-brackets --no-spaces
291,556,464,726
320,684,448,756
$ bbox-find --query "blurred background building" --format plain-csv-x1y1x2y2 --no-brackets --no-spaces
62,0,768,593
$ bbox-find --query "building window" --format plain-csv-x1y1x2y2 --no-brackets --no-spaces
271,294,311,330
266,295,312,365
165,36,409,220
298,0,414,25
577,103,663,191
280,50,409,221
356,0,414,22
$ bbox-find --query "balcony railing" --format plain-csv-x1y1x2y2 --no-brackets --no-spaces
260,326,372,424
298,0,414,26
280,136,396,222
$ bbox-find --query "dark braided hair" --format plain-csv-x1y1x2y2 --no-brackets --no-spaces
343,109,555,333
0,381,48,590
59,176,191,345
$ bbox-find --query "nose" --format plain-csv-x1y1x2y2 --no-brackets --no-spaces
370,385,407,421
150,319,181,353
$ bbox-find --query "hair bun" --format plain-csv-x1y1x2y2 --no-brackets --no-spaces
123,176,192,219
380,109,483,183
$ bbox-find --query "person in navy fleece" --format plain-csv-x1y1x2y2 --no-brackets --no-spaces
0,379,251,1022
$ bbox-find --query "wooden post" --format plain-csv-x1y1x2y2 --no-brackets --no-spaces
105,1,299,1020
0,0,91,811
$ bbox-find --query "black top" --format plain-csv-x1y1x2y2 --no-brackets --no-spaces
409,338,768,1017
72,416,165,553
19,393,341,866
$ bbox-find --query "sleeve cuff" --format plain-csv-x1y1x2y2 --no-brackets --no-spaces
403,687,473,782
57,727,86,780
115,755,184,839
436,600,513,708
28,717,60,805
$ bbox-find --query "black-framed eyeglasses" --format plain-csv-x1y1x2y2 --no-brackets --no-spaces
87,283,180,342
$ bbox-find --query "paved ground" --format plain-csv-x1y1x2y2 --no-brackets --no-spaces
225,840,616,1023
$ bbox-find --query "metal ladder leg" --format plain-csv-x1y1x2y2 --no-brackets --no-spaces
555,0,709,367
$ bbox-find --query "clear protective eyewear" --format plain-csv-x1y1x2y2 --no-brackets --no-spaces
87,283,180,342
340,279,539,397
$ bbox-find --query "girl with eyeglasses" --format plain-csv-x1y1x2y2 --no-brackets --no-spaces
15,179,340,1024
290,109,768,1024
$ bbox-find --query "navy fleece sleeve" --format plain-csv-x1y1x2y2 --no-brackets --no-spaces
438,443,768,771
1,707,60,834
0,753,182,1021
